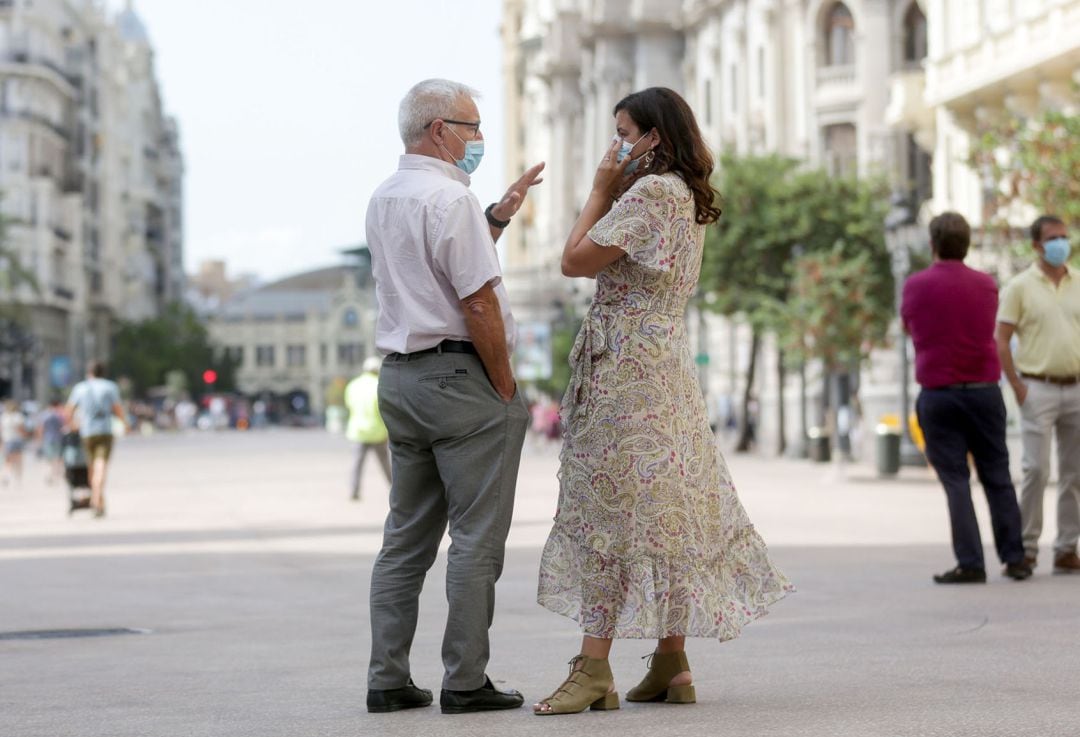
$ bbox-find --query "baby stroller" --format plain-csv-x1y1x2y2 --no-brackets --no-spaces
62,431,92,514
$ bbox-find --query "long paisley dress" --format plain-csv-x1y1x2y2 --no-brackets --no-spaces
537,172,792,640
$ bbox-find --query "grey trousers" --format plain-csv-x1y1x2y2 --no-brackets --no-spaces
350,441,391,499
367,350,529,691
1019,380,1080,557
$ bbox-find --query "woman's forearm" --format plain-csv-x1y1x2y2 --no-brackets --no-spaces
563,190,613,260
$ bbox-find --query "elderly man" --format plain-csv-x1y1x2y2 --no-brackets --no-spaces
997,215,1080,574
364,79,543,715
902,212,1029,584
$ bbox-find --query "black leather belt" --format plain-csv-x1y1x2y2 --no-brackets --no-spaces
935,381,998,390
387,339,477,360
1021,373,1080,386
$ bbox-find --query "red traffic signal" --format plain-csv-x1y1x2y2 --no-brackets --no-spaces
202,369,218,385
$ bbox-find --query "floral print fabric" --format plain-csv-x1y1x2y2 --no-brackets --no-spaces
537,173,792,640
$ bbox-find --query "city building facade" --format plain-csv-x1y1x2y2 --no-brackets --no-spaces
206,258,377,417
0,0,183,401
502,0,932,452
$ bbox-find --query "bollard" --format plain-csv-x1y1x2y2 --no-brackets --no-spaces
807,426,831,463
876,424,901,476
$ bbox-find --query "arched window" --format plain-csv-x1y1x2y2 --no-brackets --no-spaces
825,2,855,67
902,2,927,64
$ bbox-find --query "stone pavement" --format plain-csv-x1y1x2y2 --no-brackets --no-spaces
1,429,1077,737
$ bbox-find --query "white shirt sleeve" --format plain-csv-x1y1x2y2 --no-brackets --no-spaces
430,194,502,299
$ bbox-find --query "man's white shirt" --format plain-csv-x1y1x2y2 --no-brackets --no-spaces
366,154,517,355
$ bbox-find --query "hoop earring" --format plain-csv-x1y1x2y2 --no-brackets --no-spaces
642,150,656,169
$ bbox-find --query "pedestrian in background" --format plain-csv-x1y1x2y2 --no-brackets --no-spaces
363,78,543,715
902,212,1030,584
65,361,129,517
996,214,1080,574
36,399,66,485
345,356,391,500
1,399,29,487
534,87,790,716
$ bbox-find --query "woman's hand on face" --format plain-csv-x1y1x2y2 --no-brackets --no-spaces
591,138,633,199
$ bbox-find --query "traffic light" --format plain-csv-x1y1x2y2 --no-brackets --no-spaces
202,369,218,385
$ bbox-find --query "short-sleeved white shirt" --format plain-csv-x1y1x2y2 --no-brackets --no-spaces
366,154,516,355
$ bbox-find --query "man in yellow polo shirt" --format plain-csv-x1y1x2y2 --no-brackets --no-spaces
996,215,1080,574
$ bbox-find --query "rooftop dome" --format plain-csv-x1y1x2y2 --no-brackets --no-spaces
116,1,151,45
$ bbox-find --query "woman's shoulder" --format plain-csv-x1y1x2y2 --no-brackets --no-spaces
625,172,689,200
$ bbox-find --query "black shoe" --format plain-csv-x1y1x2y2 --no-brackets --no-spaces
1004,561,1033,581
440,676,524,714
933,566,987,584
367,678,433,713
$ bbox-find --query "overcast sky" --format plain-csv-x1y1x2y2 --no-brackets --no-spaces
108,0,507,282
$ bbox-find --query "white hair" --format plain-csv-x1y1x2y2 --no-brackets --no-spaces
398,78,480,147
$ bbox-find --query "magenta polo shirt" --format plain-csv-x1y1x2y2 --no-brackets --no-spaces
901,260,1002,389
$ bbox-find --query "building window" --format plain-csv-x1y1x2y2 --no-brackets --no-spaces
824,123,857,177
703,79,712,126
902,2,927,65
320,343,328,367
286,345,306,367
730,64,737,113
255,345,275,367
227,346,244,367
757,47,765,98
342,307,358,327
338,342,363,367
825,2,855,67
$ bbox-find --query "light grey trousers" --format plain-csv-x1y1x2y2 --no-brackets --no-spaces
367,350,529,691
350,441,391,499
1019,380,1080,558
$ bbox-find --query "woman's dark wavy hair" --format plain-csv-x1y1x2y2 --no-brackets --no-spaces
614,87,721,225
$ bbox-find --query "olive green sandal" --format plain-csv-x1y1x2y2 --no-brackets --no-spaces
625,651,696,704
534,655,620,715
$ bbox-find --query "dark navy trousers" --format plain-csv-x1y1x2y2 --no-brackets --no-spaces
916,385,1025,569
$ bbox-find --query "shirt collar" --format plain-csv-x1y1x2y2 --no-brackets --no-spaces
1029,262,1074,282
398,153,470,186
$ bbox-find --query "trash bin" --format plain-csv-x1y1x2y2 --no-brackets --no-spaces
876,424,901,476
807,426,831,463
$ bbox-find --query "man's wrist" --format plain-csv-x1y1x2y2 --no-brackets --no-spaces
485,203,511,228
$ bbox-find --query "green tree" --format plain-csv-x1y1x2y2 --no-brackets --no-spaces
701,154,806,452
701,155,893,454
968,107,1080,263
111,303,237,399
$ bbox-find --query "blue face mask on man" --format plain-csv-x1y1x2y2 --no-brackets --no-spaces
443,126,484,175
1043,237,1071,268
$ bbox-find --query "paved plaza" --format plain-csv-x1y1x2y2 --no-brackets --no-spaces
1,429,1077,737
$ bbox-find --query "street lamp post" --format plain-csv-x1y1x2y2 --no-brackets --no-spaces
884,191,925,466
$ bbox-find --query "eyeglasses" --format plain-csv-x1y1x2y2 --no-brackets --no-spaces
424,118,481,135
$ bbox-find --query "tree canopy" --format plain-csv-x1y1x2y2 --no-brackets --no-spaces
111,303,236,399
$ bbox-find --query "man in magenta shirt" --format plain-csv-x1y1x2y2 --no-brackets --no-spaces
901,212,1030,584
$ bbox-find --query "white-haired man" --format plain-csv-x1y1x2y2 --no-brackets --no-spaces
364,79,543,715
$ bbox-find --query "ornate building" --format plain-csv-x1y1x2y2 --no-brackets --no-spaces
502,0,932,451
0,0,183,400
206,255,377,417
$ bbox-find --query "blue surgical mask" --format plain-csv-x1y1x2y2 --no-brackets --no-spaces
615,134,647,174
1043,237,1071,267
444,126,484,175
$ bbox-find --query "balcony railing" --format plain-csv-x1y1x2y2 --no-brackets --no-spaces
0,109,71,139
816,64,856,87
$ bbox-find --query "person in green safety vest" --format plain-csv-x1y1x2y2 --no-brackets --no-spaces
345,356,391,500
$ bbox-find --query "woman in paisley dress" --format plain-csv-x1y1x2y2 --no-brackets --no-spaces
534,88,792,715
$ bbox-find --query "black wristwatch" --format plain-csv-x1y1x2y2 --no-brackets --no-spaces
485,203,511,228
